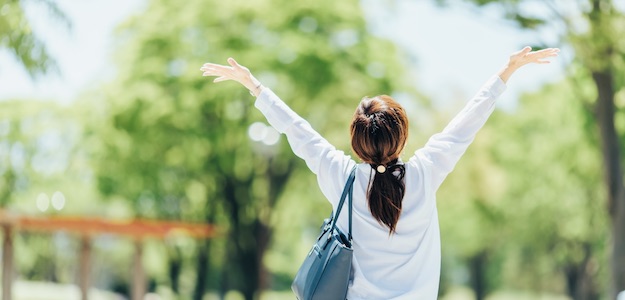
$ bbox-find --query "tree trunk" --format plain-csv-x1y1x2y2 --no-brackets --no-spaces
591,69,625,299
565,263,579,299
614,195,625,299
193,240,210,300
468,251,488,300
194,198,217,300
219,155,294,299
239,226,259,300
131,240,146,300
563,243,600,300
2,225,13,300
167,247,182,294
222,177,258,300
256,221,272,293
78,235,92,300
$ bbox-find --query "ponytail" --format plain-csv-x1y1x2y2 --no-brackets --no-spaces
367,160,406,234
351,95,409,234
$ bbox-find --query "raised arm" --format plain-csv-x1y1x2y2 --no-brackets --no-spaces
411,46,559,191
200,58,355,205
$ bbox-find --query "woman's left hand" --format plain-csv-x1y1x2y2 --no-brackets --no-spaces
498,46,560,83
508,46,560,68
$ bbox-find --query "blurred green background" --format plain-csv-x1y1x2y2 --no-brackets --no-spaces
0,0,624,299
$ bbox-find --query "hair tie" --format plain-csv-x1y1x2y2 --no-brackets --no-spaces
371,161,406,179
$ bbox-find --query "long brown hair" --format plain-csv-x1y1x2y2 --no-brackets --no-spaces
350,95,408,234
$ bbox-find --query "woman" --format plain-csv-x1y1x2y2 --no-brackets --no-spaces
200,46,559,299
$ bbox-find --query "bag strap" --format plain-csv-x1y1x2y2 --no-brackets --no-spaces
330,164,357,241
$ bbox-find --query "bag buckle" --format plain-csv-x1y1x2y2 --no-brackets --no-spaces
309,244,322,258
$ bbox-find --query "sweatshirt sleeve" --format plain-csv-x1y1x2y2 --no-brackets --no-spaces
254,88,355,205
409,76,507,192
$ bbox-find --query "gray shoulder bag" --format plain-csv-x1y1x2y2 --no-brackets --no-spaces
292,165,357,300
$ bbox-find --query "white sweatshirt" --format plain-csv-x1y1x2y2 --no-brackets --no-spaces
254,76,506,299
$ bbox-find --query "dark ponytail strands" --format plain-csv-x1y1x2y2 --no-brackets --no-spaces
368,160,406,234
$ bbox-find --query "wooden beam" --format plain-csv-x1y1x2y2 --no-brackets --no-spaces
0,211,218,300
16,216,217,239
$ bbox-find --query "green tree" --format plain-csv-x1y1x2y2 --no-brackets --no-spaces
0,99,106,292
433,0,625,297
0,0,69,77
0,100,87,210
439,79,607,299
490,81,606,299
89,0,417,298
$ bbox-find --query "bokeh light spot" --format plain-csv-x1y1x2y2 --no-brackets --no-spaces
299,17,318,33
248,122,268,142
36,193,49,212
51,191,66,211
262,127,280,146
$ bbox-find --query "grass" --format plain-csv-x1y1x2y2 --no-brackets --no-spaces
2,281,122,300
441,286,571,300
1,281,572,300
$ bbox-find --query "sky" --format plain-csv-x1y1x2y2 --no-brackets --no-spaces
0,0,146,103
0,0,566,108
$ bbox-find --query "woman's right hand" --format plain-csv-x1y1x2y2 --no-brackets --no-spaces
200,58,264,97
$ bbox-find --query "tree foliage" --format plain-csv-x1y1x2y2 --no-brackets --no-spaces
431,0,625,298
437,78,608,299
0,0,70,77
2,0,619,299
87,0,416,298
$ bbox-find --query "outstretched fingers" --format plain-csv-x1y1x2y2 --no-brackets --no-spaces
533,48,560,57
530,48,560,64
201,64,229,72
200,63,234,80
510,46,532,58
534,47,560,53
227,57,251,73
500,47,560,83
212,76,229,83
227,57,239,68
200,58,255,89
201,63,231,72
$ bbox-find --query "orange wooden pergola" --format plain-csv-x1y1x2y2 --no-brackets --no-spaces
0,211,218,300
